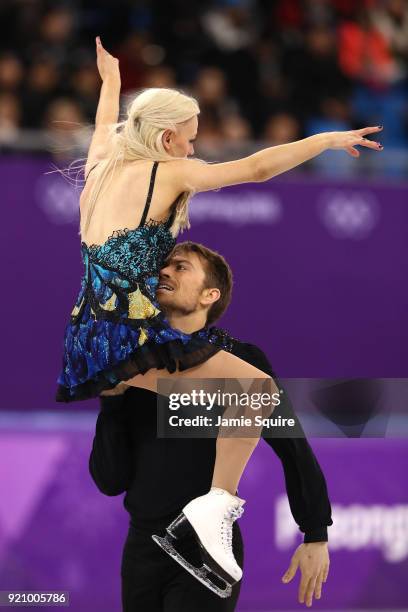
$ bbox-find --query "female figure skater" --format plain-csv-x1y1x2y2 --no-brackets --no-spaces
55,38,382,597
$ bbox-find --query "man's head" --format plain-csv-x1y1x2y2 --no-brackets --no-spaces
156,241,233,327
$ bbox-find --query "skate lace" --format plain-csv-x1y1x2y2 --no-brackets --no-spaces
221,505,244,554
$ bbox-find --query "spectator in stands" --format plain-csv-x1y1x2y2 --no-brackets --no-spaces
222,113,252,143
69,62,100,124
371,0,408,74
263,113,301,145
21,59,60,128
115,32,149,92
143,65,177,89
0,92,21,144
193,66,240,130
0,0,405,169
0,53,24,93
33,7,76,70
284,24,351,120
338,7,399,87
43,97,87,159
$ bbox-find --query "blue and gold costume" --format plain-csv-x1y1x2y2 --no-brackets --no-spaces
56,161,234,402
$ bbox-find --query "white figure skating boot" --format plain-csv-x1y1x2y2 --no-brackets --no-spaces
152,487,245,598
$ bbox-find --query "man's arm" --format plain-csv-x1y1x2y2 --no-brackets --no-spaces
231,341,333,543
89,394,133,496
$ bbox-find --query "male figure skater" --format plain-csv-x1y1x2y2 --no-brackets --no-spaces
89,241,332,611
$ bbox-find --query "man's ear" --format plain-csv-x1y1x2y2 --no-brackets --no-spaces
201,287,220,307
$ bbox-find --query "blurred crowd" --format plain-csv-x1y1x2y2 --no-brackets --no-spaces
0,0,407,167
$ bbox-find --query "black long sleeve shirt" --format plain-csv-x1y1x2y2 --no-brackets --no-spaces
89,341,333,543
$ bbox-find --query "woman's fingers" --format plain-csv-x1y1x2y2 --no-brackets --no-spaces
348,126,384,153
345,137,382,155
330,129,383,153
346,146,360,157
96,36,117,63
356,125,383,136
96,36,109,56
356,136,383,150
353,138,382,149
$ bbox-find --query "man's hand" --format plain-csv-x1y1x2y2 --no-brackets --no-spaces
281,542,330,607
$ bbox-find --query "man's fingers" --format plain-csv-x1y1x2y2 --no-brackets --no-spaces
305,576,317,607
298,573,312,604
282,557,299,583
322,562,330,582
314,573,324,600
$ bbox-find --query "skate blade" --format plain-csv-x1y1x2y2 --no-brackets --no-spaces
152,534,233,599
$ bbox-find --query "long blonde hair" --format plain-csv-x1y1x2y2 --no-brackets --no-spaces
54,88,201,238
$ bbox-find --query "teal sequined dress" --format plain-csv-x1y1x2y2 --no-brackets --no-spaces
56,161,234,402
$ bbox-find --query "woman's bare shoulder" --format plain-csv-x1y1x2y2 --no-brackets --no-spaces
158,158,206,187
159,156,257,193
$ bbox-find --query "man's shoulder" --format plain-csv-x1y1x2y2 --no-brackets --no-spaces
231,338,264,354
230,338,274,375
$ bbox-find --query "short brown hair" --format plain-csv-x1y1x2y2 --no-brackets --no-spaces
169,241,233,326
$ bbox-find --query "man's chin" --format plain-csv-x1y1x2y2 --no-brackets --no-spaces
156,298,195,318
156,291,175,307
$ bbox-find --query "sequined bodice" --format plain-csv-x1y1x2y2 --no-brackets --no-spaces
69,217,176,327
81,219,176,282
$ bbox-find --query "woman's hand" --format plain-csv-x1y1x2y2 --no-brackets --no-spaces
326,126,383,158
96,36,120,83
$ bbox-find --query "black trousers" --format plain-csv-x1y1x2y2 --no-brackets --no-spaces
121,519,244,612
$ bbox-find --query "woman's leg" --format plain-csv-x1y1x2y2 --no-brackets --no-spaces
125,351,277,594
125,349,277,498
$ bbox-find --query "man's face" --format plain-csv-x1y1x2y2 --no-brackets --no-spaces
156,250,218,318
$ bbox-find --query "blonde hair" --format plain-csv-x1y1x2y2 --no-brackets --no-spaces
52,87,201,238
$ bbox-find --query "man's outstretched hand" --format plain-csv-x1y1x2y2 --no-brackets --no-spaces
281,542,330,607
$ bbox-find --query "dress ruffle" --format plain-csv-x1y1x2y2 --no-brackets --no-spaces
56,315,234,402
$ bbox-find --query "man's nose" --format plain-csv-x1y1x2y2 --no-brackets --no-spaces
159,267,170,278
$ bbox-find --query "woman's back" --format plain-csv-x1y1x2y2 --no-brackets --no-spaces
80,159,180,247
56,153,231,404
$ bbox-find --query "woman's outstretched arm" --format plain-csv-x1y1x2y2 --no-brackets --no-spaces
169,126,383,193
84,36,121,178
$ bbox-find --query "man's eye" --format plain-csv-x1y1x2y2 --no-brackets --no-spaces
177,264,185,270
